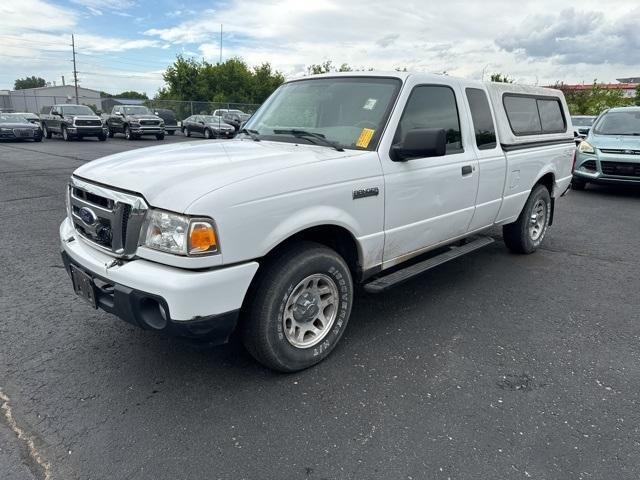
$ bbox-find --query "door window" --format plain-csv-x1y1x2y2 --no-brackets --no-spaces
466,88,497,150
394,85,463,154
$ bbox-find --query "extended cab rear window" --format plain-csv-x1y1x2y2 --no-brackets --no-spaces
466,88,497,150
503,94,566,136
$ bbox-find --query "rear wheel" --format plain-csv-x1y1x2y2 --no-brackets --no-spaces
503,184,551,254
242,242,353,372
571,177,587,190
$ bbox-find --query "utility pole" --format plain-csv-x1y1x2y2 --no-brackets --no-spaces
71,34,79,103
219,24,223,64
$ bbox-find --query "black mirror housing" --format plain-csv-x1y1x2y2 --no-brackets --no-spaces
391,128,447,161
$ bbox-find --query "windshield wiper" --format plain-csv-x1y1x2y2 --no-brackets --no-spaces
272,129,344,152
239,128,261,141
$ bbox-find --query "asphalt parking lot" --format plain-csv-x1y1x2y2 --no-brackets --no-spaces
1,135,639,480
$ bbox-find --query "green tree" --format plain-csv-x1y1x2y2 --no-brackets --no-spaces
14,76,46,89
556,81,628,115
490,73,513,83
635,84,640,106
307,61,334,75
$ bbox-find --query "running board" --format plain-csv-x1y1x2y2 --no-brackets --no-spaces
363,236,494,293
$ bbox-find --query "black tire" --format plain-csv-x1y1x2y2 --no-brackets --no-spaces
204,128,212,139
108,128,114,138
34,136,42,142
167,130,175,135
503,184,551,254
242,242,354,372
42,124,52,139
184,127,191,137
62,125,72,141
156,133,165,140
98,133,107,141
571,177,587,190
124,125,134,140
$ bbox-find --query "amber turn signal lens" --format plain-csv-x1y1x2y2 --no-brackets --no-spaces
189,221,218,254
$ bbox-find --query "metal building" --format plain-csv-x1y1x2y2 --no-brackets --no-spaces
0,85,103,114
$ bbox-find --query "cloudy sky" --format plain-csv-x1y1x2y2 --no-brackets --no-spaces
1,0,639,95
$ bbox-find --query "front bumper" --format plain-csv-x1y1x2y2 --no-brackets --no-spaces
60,218,259,341
68,126,107,136
574,152,640,185
131,126,164,135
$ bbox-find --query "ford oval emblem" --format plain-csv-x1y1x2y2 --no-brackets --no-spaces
79,206,98,226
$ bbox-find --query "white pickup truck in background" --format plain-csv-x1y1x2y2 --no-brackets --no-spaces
60,72,574,371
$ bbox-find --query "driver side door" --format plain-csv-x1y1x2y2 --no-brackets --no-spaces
379,80,479,266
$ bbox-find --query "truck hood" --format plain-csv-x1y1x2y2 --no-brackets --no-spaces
129,114,162,121
73,140,360,212
590,134,640,150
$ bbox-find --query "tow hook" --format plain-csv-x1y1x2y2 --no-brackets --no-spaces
106,259,123,269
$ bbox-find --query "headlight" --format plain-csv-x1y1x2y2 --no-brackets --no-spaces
141,209,219,256
0,127,11,132
578,141,595,154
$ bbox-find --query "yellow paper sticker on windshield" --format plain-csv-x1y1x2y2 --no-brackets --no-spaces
356,128,375,148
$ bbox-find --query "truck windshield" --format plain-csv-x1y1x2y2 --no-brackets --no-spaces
571,116,595,127
123,106,151,115
61,105,94,116
593,111,640,135
245,77,402,151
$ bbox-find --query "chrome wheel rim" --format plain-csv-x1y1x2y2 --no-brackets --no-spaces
125,127,130,139
205,129,210,138
62,128,68,140
283,273,339,348
529,199,547,241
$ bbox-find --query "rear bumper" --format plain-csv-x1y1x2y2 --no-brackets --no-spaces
59,218,259,342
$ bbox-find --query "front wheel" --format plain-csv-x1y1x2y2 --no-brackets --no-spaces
242,242,354,372
62,125,72,141
124,125,134,140
156,133,165,140
167,130,175,136
503,184,551,254
42,124,52,139
204,128,212,139
184,127,191,137
108,128,114,138
98,133,107,141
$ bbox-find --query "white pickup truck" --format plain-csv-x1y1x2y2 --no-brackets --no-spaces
60,72,574,371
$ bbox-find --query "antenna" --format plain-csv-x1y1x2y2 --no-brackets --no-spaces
71,34,79,103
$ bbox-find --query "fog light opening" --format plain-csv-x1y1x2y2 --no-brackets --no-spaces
138,297,168,330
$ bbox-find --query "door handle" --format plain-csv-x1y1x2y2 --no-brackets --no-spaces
461,165,473,175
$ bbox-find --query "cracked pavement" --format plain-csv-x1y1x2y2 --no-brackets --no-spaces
1,136,639,479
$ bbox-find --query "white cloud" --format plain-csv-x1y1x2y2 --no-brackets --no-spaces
0,1,76,34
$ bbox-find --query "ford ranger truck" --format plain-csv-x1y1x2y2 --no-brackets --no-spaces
41,104,107,141
60,73,574,372
106,105,165,140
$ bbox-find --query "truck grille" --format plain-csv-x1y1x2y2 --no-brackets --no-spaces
75,119,102,127
600,161,640,177
141,120,160,126
68,177,148,257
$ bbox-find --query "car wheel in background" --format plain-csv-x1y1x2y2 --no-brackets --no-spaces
62,126,72,141
98,133,107,141
124,126,133,140
156,133,165,140
42,124,52,139
204,128,212,139
184,128,191,137
242,241,354,372
108,129,114,138
167,130,175,135
34,136,42,142
503,184,551,254
571,177,587,190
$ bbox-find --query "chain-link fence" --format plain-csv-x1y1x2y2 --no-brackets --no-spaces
0,93,261,122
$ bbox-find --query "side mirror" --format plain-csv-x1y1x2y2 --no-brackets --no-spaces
391,128,447,161
115,111,123,117
199,121,205,125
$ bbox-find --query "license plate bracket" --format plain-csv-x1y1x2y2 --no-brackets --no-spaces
70,265,97,309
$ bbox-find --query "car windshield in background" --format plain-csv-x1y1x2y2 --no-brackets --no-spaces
0,114,27,123
202,116,223,123
571,116,595,126
594,111,640,135
245,77,402,151
61,106,94,116
124,106,151,115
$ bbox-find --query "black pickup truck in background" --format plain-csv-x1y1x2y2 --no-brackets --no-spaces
153,108,178,135
40,105,107,141
106,105,165,140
